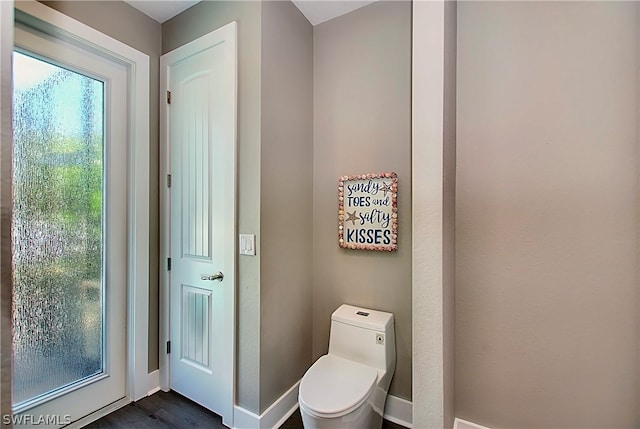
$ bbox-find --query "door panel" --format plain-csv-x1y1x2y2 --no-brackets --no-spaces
163,22,236,426
181,285,212,371
180,72,212,260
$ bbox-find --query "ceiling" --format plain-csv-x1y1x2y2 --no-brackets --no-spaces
124,0,376,26
124,0,200,23
290,0,376,26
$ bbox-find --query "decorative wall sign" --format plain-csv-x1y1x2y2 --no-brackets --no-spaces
338,172,398,251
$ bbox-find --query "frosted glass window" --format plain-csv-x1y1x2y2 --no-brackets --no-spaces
12,51,105,405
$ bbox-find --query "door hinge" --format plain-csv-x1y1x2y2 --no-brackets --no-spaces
167,174,172,188
167,90,171,104
167,258,171,271
166,341,171,354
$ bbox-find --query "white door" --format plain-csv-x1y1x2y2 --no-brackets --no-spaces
161,22,236,426
11,21,127,426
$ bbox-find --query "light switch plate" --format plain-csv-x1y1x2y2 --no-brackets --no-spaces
239,234,256,256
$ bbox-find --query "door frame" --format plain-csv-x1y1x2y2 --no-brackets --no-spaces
5,0,152,418
159,22,237,425
0,0,14,420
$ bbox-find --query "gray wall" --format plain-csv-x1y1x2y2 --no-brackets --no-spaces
40,0,163,372
260,0,314,413
312,1,412,400
456,2,639,427
163,1,264,412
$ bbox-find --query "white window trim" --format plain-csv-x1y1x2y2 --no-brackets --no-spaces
14,0,153,403
0,0,15,419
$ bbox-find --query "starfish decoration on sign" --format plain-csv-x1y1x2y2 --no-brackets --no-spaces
380,181,392,197
345,211,358,225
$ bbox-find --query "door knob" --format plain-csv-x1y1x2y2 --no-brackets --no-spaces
201,271,224,282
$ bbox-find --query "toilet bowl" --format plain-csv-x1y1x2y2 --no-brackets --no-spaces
298,305,395,429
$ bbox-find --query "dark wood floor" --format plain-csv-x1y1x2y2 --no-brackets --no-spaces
85,390,406,429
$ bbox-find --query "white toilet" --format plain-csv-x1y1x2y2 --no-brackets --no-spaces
298,304,396,429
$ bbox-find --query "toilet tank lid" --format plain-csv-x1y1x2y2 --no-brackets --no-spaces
332,304,393,331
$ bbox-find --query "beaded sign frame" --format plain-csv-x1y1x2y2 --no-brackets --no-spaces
338,172,398,251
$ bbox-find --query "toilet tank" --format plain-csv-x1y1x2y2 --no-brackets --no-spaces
328,305,395,372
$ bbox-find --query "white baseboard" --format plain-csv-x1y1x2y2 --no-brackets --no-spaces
66,397,130,429
233,381,300,429
454,418,492,429
147,385,161,397
133,369,160,401
384,394,413,428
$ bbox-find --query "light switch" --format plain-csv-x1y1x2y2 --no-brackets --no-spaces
239,234,256,256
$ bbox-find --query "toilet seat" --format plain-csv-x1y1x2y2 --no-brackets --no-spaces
299,354,378,419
